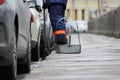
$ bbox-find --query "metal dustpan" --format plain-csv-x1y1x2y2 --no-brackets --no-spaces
56,44,81,54
55,18,81,54
56,34,81,54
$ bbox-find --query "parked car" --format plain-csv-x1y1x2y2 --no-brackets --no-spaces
27,0,42,61
0,0,32,80
40,13,55,60
66,20,78,33
65,20,72,34
76,20,88,32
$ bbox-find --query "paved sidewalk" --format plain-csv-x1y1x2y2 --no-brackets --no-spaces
20,33,120,80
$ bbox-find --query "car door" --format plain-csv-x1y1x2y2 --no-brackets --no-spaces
16,0,31,58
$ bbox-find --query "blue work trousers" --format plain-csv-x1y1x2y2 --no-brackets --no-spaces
48,4,66,32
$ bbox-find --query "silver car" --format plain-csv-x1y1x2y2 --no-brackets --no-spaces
40,13,55,60
0,0,31,80
27,0,42,61
76,20,88,32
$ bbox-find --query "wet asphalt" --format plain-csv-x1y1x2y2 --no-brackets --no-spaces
17,33,120,80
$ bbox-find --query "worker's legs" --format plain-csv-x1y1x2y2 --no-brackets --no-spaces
48,4,67,44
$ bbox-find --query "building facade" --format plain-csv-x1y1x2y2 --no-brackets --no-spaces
66,0,120,21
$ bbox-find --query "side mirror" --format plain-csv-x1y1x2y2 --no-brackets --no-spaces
35,5,42,12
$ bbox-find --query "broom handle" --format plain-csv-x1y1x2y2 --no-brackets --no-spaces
43,0,47,48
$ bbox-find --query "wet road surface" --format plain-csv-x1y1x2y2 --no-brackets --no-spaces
17,33,120,80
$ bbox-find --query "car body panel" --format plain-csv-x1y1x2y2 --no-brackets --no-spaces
66,21,78,33
16,0,31,58
76,21,88,32
0,0,31,65
30,8,40,49
0,1,16,66
27,0,42,49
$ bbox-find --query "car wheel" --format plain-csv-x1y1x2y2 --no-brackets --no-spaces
18,33,31,74
40,40,50,60
18,45,31,74
0,31,17,80
43,48,49,60
40,47,45,60
31,35,40,61
31,44,40,61
8,31,17,80
83,30,86,33
47,40,51,54
8,53,17,80
40,47,49,60
40,47,44,58
0,54,17,80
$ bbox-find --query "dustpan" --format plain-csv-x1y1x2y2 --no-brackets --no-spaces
56,18,81,54
56,35,81,54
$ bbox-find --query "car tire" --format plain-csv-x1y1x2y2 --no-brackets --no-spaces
40,47,45,60
40,47,43,57
0,31,17,80
47,40,51,54
17,33,31,74
31,34,40,61
42,48,49,60
31,30,40,61
7,53,17,80
0,55,17,80
40,47,49,60
18,45,31,74
40,40,50,60
31,44,40,61
7,31,17,80
83,30,86,33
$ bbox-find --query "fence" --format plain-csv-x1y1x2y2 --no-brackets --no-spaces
88,6,120,38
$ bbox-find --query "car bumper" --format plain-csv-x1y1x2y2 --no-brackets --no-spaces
0,3,15,66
